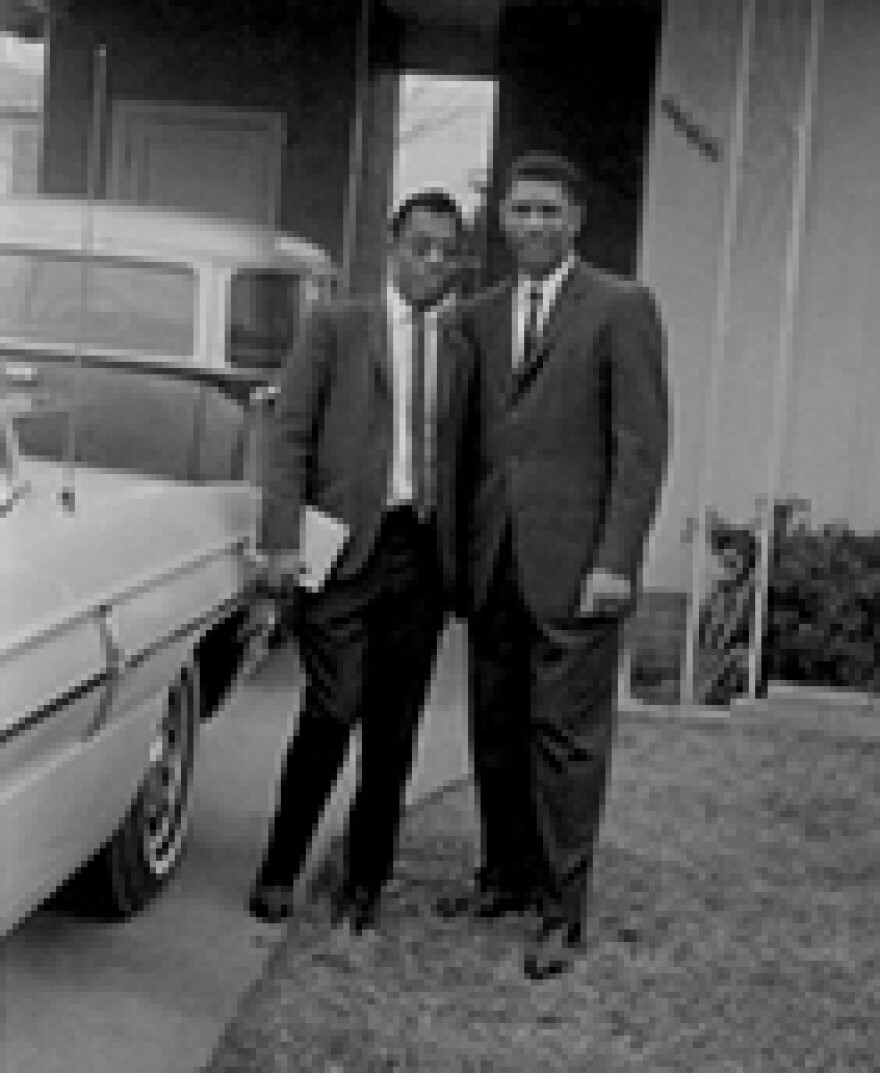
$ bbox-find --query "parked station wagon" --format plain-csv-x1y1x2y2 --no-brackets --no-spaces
0,197,334,934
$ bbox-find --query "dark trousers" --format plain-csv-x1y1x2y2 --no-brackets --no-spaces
469,538,622,928
257,507,445,897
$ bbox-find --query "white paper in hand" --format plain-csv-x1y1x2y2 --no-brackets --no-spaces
298,506,349,592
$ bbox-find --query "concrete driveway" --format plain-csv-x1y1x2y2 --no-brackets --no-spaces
2,624,469,1073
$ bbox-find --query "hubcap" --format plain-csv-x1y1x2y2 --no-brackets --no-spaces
143,673,195,876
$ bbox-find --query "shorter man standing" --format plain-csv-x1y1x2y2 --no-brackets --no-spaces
442,153,669,979
249,190,475,934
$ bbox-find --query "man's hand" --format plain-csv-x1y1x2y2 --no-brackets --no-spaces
577,568,633,618
244,549,303,601
264,553,304,598
243,549,304,638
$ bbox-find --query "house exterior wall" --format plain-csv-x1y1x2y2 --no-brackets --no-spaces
784,0,880,535
639,0,880,596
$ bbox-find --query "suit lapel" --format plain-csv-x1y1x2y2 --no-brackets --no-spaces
482,283,516,404
535,259,585,360
363,300,393,394
514,259,585,388
435,313,456,427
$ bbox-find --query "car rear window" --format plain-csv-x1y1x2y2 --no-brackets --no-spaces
227,267,303,370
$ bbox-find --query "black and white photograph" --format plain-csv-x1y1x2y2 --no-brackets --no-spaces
1,1,877,1070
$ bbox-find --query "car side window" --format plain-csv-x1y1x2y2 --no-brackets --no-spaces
0,252,196,359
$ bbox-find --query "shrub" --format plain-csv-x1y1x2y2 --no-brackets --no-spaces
715,499,880,693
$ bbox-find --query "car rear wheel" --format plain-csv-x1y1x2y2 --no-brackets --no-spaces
76,663,200,918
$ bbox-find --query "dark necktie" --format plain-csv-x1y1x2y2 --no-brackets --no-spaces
521,281,543,368
410,310,429,518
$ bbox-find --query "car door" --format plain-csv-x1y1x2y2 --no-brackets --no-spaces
0,472,166,935
0,561,109,932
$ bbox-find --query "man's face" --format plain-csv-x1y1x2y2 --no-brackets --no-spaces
500,176,582,278
390,207,461,309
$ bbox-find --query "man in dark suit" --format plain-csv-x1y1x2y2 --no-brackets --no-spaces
248,189,475,933
439,153,669,979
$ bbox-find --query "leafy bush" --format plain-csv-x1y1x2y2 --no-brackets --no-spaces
713,500,880,693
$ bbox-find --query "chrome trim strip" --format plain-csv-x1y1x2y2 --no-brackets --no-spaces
1,343,273,397
0,537,248,662
0,670,109,748
124,595,240,673
0,335,193,367
1,597,241,747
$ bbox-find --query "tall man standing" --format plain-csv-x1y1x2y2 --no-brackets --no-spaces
249,190,474,933
440,154,669,979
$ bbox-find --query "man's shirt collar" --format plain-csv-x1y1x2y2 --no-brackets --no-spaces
517,252,577,301
387,283,456,322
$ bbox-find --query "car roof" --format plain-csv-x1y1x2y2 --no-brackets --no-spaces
0,197,335,276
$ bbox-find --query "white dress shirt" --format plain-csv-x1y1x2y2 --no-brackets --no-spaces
513,253,577,368
386,284,453,509
260,286,450,572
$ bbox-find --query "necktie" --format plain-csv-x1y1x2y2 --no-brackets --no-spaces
410,310,429,518
521,281,542,368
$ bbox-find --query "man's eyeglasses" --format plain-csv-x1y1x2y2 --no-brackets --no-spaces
405,237,460,261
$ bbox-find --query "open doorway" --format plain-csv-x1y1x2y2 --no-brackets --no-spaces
392,72,497,294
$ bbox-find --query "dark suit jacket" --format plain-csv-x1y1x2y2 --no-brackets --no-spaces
452,258,669,624
260,295,477,605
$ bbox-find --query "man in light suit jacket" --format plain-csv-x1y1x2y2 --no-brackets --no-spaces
438,153,669,979
249,190,476,932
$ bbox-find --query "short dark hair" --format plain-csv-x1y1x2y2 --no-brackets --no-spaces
505,152,584,203
389,189,464,239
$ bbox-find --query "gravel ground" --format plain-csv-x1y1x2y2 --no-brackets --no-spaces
204,716,880,1072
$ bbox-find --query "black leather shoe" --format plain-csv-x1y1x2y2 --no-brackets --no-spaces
348,891,379,935
435,871,542,920
523,919,586,981
248,883,296,924
330,884,379,935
